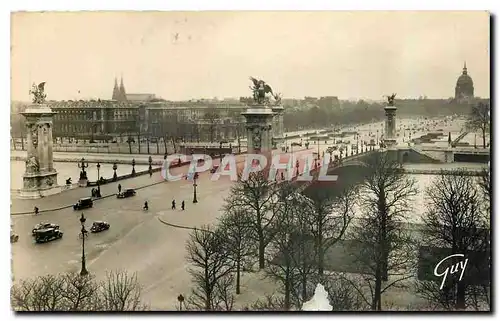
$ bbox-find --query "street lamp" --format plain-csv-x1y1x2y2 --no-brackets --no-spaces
112,163,118,181
193,174,198,203
96,162,101,195
177,294,185,311
131,159,136,175
78,158,88,180
79,213,89,276
148,155,153,173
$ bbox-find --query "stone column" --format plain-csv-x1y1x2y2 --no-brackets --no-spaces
383,105,397,147
47,123,54,171
25,123,35,159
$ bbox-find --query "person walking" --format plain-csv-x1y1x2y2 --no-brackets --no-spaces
34,206,39,215
172,200,176,210
118,184,122,193
181,200,185,211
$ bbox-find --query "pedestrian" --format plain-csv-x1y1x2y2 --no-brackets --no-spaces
118,184,122,193
34,206,39,215
181,201,185,211
172,200,176,210
149,169,153,178
91,188,95,198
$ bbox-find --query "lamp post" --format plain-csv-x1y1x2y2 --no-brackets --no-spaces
131,159,136,175
96,162,101,195
193,174,198,203
79,213,89,276
112,163,118,181
148,155,153,173
78,158,89,180
177,294,185,311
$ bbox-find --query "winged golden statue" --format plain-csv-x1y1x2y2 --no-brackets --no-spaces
386,93,397,106
29,82,47,104
249,77,274,104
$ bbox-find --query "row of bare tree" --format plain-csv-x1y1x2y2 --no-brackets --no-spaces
11,270,147,311
183,152,491,311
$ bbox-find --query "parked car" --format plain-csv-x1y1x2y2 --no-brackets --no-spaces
33,228,63,243
32,222,60,235
73,197,93,210
117,188,136,199
90,221,110,233
10,231,19,243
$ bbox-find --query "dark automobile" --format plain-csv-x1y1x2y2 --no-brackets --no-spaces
210,165,219,174
32,222,60,235
11,232,19,243
90,221,110,233
34,228,63,243
117,188,136,199
73,197,93,210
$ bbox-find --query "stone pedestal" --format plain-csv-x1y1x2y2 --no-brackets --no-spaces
271,105,285,149
19,104,60,199
241,104,275,154
384,105,398,147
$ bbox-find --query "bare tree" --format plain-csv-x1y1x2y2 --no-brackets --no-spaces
243,294,288,311
264,182,309,310
224,172,277,269
467,102,490,148
95,270,147,311
204,107,219,142
417,170,490,310
306,186,357,276
218,208,256,294
11,271,147,311
348,152,418,310
185,225,235,311
321,273,367,311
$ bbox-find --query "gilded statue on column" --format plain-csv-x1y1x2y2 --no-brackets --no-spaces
29,82,47,104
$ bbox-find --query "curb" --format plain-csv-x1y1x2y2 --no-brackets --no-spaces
156,216,213,234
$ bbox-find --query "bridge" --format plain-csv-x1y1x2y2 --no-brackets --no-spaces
292,147,487,194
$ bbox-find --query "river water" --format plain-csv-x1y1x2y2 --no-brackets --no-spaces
10,161,151,190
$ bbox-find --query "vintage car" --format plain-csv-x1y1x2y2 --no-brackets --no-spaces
73,197,93,210
33,228,63,243
10,231,19,243
32,222,60,235
117,188,136,199
90,221,110,233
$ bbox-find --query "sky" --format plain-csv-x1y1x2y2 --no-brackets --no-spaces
11,11,490,101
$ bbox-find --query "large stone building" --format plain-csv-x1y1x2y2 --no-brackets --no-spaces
455,62,474,102
49,78,248,143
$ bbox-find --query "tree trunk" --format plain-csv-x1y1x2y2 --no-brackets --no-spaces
162,136,168,154
258,235,265,269
236,259,241,295
372,268,382,310
284,271,291,310
147,139,150,154
317,220,324,276
128,141,132,154
138,133,141,154
156,141,159,154
482,128,486,148
456,282,466,310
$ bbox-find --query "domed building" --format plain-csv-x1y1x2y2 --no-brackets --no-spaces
455,62,474,101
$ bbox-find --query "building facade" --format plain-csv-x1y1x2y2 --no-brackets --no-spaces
48,99,248,143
